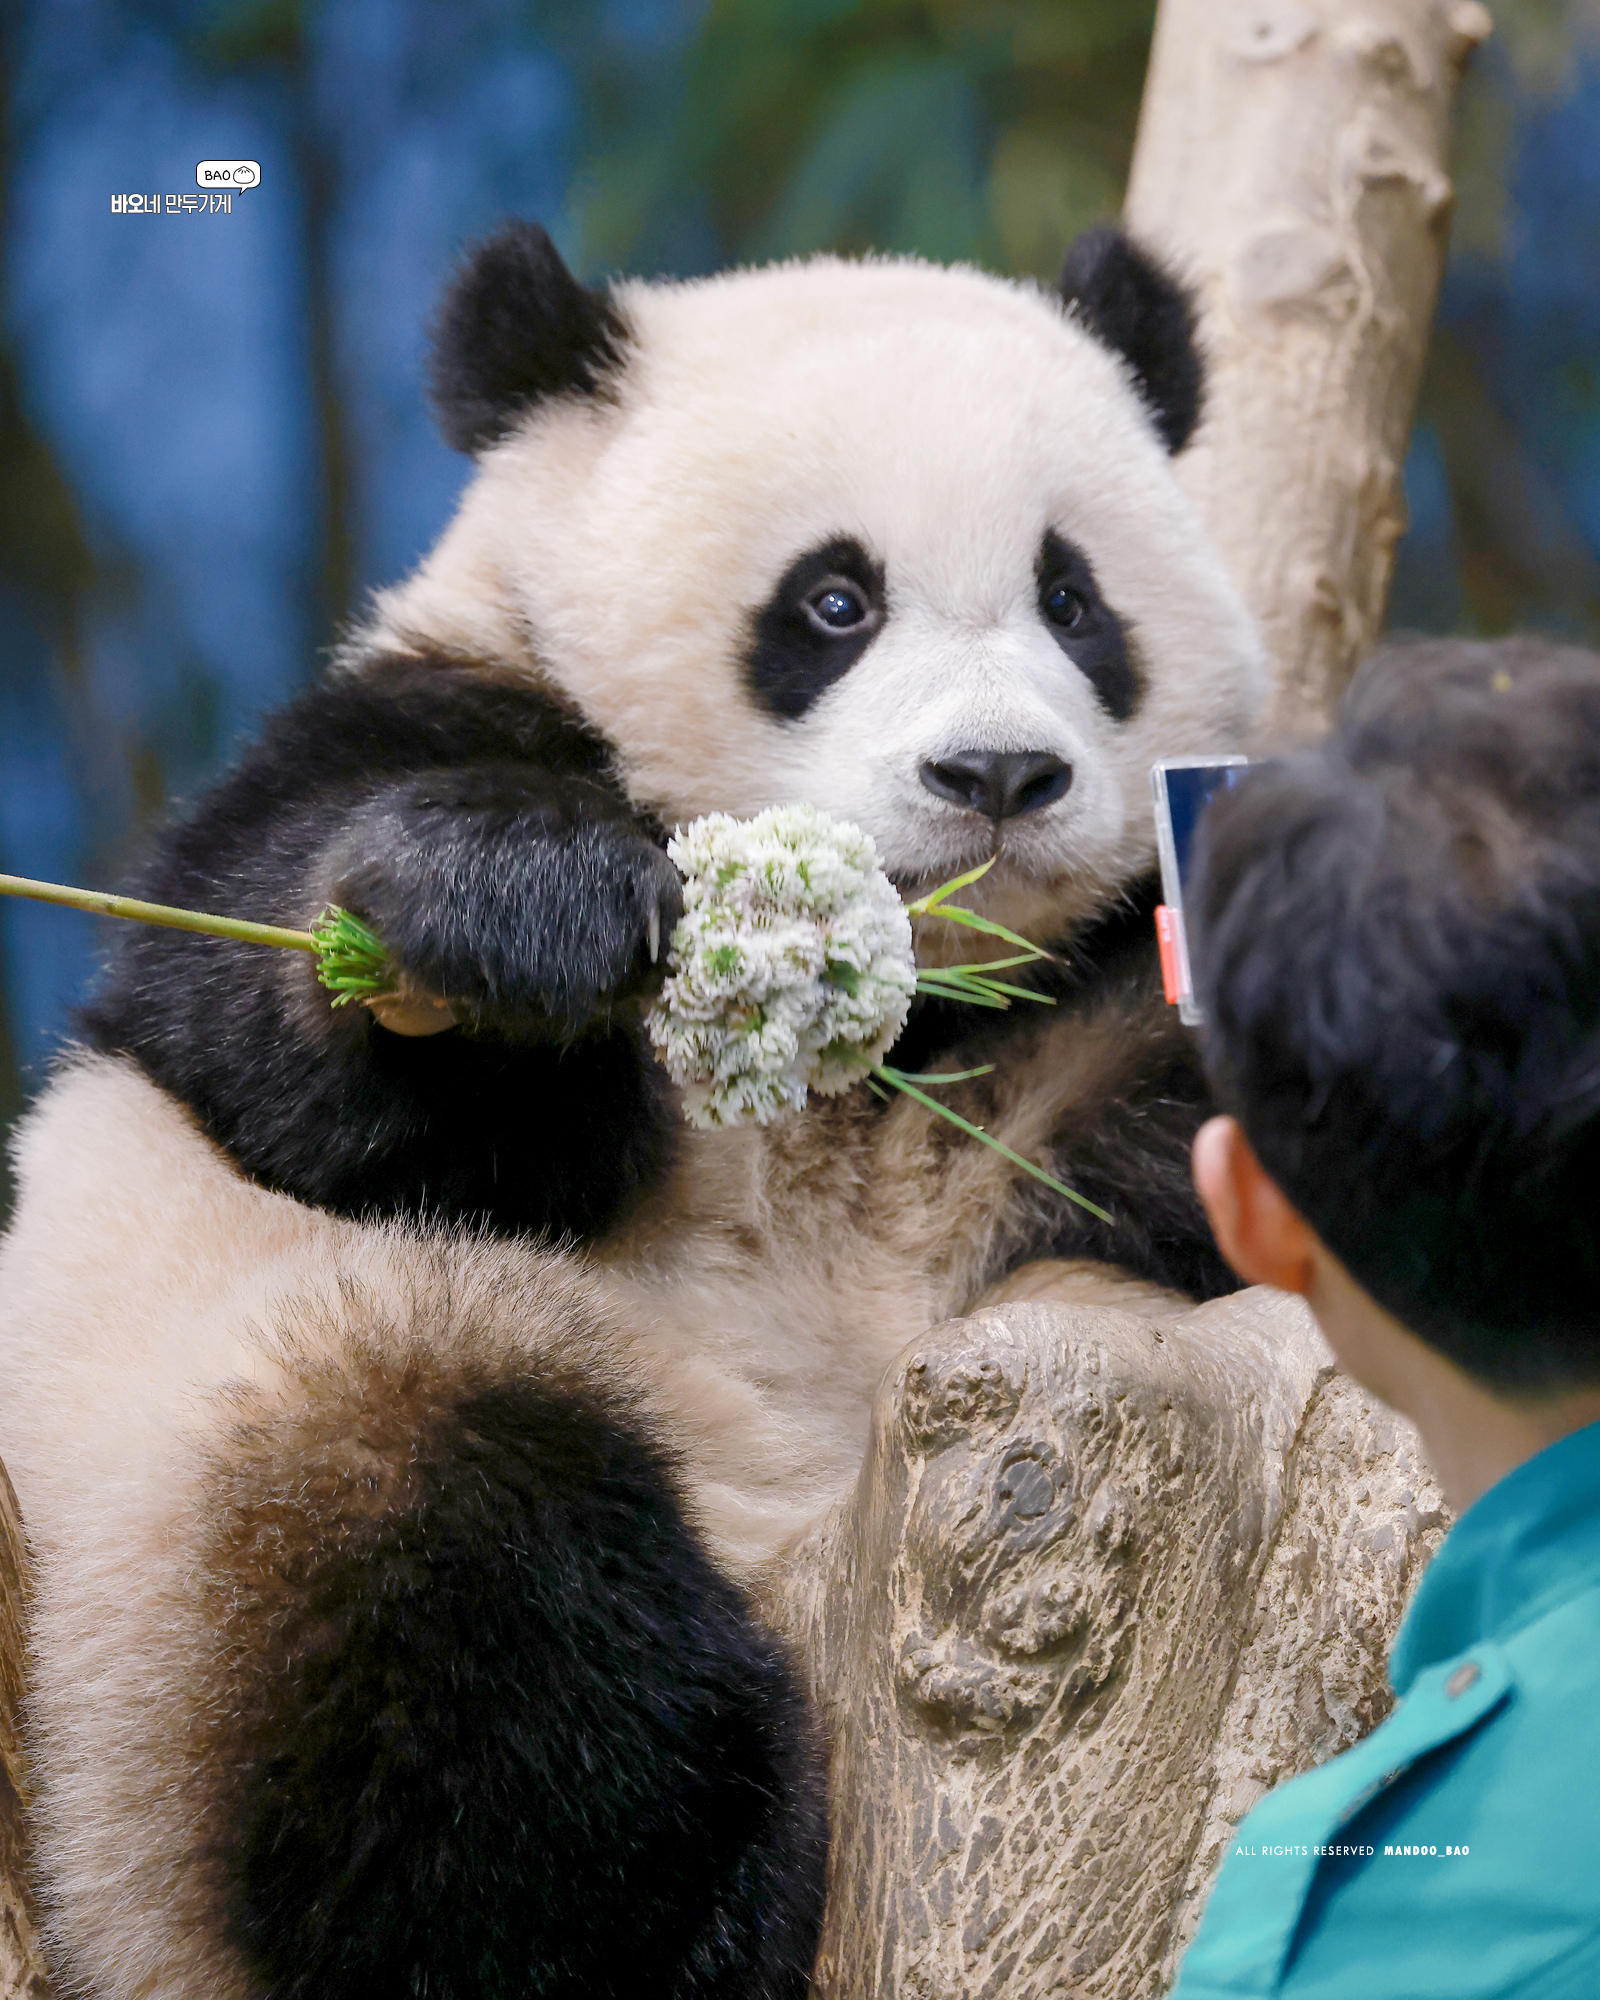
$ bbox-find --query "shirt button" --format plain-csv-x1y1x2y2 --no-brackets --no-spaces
1446,1662,1480,1699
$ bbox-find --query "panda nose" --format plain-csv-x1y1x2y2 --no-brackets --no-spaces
919,751,1074,821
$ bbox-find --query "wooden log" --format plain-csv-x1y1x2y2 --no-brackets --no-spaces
776,1294,1445,1998
1124,0,1492,740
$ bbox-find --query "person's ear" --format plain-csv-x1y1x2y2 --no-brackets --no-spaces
1191,1115,1319,1295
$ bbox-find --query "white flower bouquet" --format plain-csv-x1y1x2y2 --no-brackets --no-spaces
645,806,917,1128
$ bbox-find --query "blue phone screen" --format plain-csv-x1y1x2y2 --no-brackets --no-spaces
1165,764,1247,893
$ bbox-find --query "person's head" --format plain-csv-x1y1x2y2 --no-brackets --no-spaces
1188,637,1600,1393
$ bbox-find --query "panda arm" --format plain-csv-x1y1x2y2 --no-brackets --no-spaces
81,659,683,1239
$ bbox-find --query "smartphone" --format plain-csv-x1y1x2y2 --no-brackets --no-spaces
1150,756,1251,1026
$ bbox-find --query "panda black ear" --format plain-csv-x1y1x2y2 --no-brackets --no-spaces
1056,225,1203,454
427,220,631,455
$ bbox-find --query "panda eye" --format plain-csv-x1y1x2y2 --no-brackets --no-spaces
804,582,868,634
1044,582,1088,632
745,535,886,720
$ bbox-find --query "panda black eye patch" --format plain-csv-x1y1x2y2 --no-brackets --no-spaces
743,536,887,721
1036,528,1142,723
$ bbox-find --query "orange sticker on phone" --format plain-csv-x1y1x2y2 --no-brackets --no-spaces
1155,905,1183,1006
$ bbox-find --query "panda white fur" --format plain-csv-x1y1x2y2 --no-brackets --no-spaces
0,222,1267,1998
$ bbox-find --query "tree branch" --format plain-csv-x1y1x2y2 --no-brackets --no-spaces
1125,0,1491,740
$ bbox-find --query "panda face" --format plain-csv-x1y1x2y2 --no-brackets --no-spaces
375,249,1268,943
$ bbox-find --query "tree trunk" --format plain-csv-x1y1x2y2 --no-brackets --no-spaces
778,1292,1446,1999
1125,0,1492,741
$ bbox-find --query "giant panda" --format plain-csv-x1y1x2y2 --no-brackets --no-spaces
0,220,1267,1999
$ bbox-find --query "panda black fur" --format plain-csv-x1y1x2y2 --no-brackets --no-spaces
0,222,1267,2000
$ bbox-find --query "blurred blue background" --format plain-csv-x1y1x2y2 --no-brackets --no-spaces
2,0,1599,1216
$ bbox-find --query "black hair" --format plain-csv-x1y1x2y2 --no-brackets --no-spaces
1189,636,1600,1390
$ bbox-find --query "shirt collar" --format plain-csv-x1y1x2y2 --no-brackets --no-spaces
1390,1415,1600,1693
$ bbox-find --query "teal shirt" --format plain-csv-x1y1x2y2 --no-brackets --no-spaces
1172,1418,1600,1999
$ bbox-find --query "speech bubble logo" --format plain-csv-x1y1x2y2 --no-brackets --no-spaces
197,160,262,190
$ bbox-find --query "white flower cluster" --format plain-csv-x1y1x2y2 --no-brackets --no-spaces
647,805,917,1129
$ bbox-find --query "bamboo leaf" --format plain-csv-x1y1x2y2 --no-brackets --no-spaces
873,1064,1113,1222
920,902,1055,951
913,979,1011,1009
883,1063,995,1085
906,856,996,916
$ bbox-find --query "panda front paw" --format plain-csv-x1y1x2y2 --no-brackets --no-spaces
328,771,685,1038
486,815,685,1028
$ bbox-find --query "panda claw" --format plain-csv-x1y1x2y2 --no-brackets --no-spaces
646,899,662,966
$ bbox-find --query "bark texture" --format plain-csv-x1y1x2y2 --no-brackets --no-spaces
1124,0,1492,740
774,1293,1446,1999
0,1466,47,2000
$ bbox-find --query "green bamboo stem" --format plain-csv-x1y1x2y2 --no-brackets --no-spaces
0,875,394,1002
0,872,318,954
